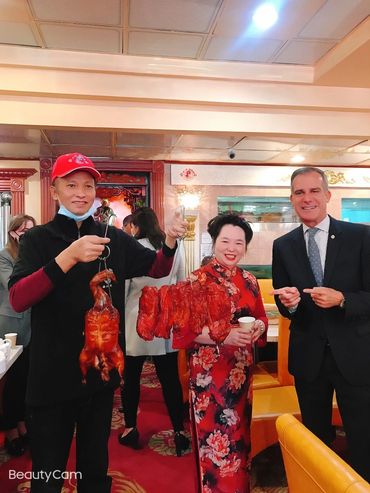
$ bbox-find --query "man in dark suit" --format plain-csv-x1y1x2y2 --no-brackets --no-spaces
272,166,370,481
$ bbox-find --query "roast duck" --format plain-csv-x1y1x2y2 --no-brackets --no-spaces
79,269,124,383
137,269,240,347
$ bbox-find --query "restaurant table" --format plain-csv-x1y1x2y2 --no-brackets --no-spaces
267,323,278,343
0,345,23,380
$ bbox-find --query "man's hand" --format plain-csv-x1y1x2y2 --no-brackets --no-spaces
272,287,301,309
56,236,111,273
303,287,344,308
165,209,188,249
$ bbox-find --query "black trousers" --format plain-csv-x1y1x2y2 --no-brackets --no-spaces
295,346,370,482
27,387,114,493
121,352,184,432
2,345,29,430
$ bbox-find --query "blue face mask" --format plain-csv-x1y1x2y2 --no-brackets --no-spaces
58,204,96,222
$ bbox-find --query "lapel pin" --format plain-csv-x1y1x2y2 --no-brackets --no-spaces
330,234,335,239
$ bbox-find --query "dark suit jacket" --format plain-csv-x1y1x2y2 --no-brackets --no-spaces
272,216,370,385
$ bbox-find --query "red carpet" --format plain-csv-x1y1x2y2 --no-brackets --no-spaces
4,361,350,492
0,362,195,493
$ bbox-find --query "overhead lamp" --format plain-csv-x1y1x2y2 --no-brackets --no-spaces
177,187,201,209
252,3,278,30
291,154,305,164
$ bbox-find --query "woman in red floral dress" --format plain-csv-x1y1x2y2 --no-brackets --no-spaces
180,214,267,493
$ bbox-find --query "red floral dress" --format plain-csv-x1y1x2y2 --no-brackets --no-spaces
187,260,267,493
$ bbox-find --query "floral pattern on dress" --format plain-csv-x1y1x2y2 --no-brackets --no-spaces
188,261,267,493
190,344,252,492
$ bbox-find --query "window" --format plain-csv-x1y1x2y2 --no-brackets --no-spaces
217,196,299,223
341,199,370,224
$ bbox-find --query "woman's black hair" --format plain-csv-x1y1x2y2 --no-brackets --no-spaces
207,213,253,248
122,214,133,227
131,207,165,250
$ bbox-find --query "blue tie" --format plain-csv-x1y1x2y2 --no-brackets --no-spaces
308,228,323,286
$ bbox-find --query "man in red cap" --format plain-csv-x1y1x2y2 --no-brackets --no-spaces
9,153,187,493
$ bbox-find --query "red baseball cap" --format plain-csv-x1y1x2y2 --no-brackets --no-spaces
51,153,101,183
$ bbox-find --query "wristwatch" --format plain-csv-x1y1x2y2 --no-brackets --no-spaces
339,295,346,309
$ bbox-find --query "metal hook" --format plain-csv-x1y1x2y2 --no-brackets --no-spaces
98,244,111,261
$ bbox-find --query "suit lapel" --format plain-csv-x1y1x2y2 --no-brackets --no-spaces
323,217,343,285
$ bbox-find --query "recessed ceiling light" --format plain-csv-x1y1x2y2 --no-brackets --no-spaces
252,3,278,30
291,154,305,164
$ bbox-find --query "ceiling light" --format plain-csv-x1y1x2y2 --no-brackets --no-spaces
291,155,305,164
252,3,278,30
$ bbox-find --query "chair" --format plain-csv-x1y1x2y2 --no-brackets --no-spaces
258,278,274,303
276,413,370,493
253,315,294,390
251,315,342,457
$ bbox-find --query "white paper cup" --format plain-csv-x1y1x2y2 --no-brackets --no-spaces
5,333,17,348
0,339,11,359
238,316,256,331
0,352,6,373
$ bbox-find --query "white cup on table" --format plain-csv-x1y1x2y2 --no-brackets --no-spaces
0,338,11,359
0,351,6,373
238,316,256,332
4,332,17,348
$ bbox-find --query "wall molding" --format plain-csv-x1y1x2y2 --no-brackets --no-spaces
0,168,37,215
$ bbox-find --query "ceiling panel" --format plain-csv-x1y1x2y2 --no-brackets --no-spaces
297,137,365,148
39,24,121,53
235,138,295,151
30,0,122,26
214,0,327,39
0,126,40,143
176,134,239,149
0,21,37,45
0,142,40,158
274,39,336,64
299,0,370,39
48,144,113,158
0,0,31,21
128,31,203,57
129,0,220,33
116,132,180,147
169,148,228,161
205,36,283,62
289,144,345,153
230,149,282,161
45,130,112,146
349,141,370,153
116,146,171,159
317,153,370,165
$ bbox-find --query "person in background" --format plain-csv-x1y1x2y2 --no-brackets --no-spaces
94,198,117,226
119,207,189,456
272,167,370,481
0,214,36,456
175,213,267,492
8,153,187,493
122,214,133,235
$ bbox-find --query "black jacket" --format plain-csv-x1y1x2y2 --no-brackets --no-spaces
9,214,160,406
272,217,370,385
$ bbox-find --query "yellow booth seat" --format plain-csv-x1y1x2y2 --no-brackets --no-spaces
276,413,370,493
251,382,342,457
258,278,274,303
252,315,341,457
253,315,294,390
